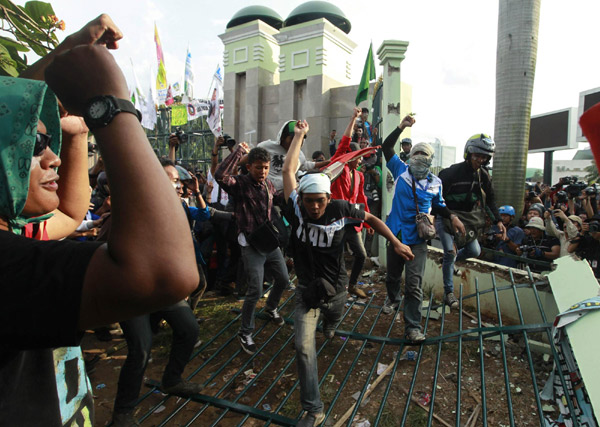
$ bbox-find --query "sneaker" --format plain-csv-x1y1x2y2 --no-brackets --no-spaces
382,298,399,315
444,292,459,308
161,380,204,396
238,333,257,355
265,308,285,327
112,411,139,427
297,411,325,427
406,329,426,343
349,284,367,298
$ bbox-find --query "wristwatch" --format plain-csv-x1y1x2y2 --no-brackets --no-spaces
83,95,142,130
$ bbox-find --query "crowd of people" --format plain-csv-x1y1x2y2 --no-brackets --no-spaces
1,13,599,427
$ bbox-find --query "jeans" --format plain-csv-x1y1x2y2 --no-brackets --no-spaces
114,300,199,413
240,245,288,335
294,290,347,413
385,241,428,333
345,228,366,285
435,218,481,294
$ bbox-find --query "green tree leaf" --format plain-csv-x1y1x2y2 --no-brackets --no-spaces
0,43,19,76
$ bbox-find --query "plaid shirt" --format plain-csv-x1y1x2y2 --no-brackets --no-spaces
215,146,279,236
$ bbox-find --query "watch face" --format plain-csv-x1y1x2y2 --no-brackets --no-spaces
89,100,108,119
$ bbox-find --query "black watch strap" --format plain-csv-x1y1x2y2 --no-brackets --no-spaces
84,95,142,130
114,97,142,122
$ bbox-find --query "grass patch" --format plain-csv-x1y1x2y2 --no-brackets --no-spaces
195,298,240,342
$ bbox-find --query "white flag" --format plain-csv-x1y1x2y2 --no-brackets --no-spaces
187,99,208,121
184,48,194,98
206,65,223,137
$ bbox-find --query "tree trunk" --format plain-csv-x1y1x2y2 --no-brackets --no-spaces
493,0,541,219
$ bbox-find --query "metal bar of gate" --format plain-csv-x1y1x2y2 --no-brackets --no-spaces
399,292,435,426
491,273,515,426
508,269,546,426
455,283,464,427
475,279,488,425
126,265,583,426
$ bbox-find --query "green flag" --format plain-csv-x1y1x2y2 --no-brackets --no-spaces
171,104,188,126
355,42,376,106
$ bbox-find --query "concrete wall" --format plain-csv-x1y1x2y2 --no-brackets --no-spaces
424,247,559,326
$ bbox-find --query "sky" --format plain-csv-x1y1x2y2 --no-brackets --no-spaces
35,0,600,168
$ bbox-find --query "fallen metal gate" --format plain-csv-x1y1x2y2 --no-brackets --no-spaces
127,268,577,426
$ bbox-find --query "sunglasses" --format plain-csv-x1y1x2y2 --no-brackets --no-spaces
34,132,52,156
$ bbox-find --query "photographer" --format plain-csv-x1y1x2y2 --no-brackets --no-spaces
568,215,600,278
544,207,582,257
490,206,525,268
516,217,560,272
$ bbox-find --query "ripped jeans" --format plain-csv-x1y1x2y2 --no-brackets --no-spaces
435,217,481,294
294,290,347,414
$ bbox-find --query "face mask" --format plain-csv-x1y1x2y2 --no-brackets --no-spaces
408,154,432,180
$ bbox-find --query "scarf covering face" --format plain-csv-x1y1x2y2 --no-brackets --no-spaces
408,142,434,180
0,77,62,233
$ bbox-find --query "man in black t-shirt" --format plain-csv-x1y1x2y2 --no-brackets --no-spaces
282,120,414,427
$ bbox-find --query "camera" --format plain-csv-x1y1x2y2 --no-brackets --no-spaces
556,191,569,204
222,134,236,149
175,127,188,144
589,222,600,233
566,181,587,197
584,185,597,196
525,191,537,201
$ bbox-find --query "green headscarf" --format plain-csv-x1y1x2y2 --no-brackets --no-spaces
0,76,62,234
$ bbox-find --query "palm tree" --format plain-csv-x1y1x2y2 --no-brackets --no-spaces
585,161,599,183
493,0,541,218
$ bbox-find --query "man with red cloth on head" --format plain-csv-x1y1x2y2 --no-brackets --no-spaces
329,107,373,298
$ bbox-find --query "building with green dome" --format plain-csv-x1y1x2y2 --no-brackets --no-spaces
219,2,412,162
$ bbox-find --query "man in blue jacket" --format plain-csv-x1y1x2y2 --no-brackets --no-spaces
381,116,464,342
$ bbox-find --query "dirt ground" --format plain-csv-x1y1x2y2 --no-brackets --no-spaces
82,262,557,426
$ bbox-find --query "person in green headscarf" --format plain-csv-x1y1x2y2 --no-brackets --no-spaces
0,16,199,426
0,77,90,238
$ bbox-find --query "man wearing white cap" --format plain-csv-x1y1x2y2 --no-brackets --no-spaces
282,120,413,427
516,216,560,272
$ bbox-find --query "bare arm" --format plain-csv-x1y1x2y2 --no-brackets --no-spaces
21,14,122,81
210,136,224,175
45,45,198,329
168,134,178,162
45,116,90,240
282,121,309,200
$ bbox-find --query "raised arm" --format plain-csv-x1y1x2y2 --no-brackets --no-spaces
21,14,122,81
44,116,91,240
45,45,198,329
210,136,225,176
283,120,309,200
331,108,361,162
382,115,415,162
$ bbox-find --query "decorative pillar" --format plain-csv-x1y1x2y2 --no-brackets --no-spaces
377,40,409,266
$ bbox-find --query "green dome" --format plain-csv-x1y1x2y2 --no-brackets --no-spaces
284,1,351,34
227,5,283,30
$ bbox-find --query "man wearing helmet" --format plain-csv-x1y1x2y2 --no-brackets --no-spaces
492,205,525,268
434,134,506,308
400,138,412,162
